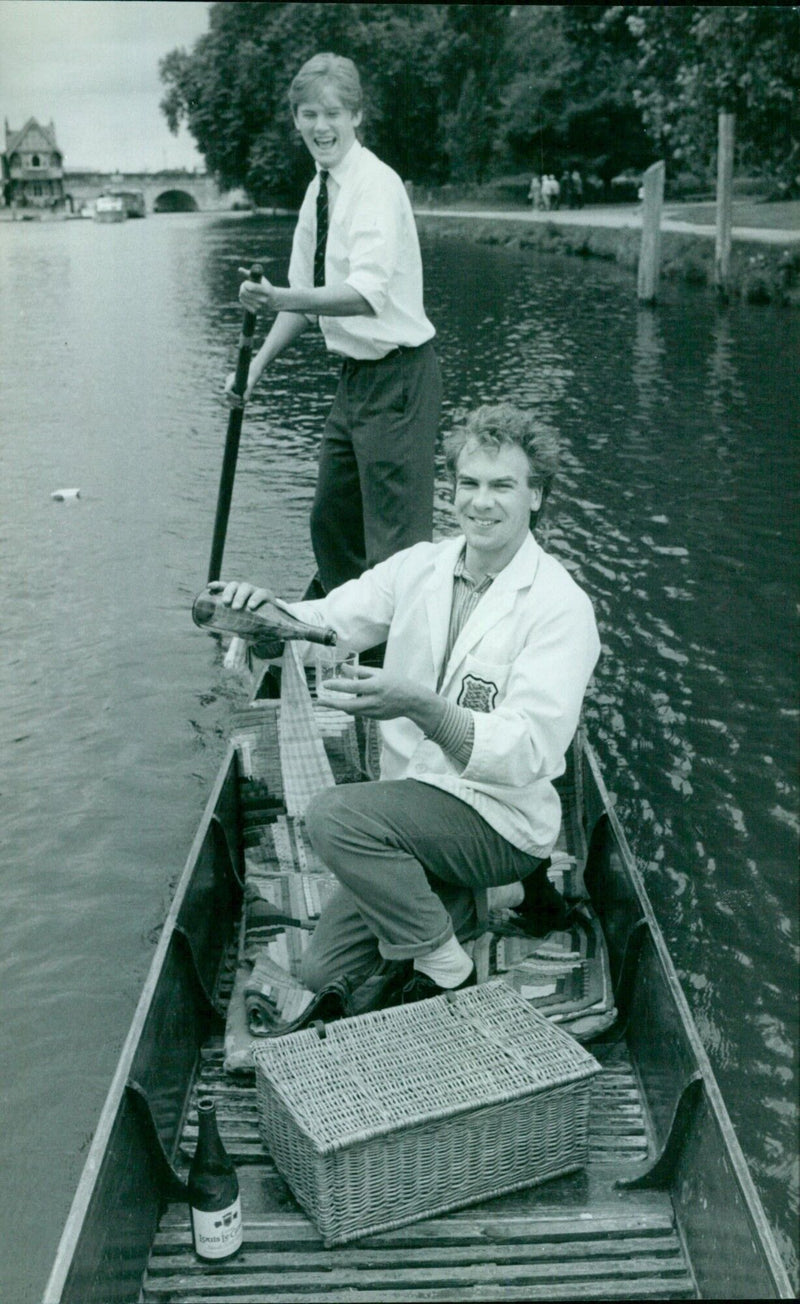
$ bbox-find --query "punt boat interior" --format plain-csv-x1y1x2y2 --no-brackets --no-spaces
43,661,793,1304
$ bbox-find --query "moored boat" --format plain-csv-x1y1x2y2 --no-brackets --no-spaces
104,188,146,218
93,195,127,223
41,653,793,1303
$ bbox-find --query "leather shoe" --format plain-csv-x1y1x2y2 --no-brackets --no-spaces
511,858,571,936
345,960,412,1016
398,966,476,1006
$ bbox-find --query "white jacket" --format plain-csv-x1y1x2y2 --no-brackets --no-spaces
288,533,600,856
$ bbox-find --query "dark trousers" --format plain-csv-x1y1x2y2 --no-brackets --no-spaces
310,339,441,593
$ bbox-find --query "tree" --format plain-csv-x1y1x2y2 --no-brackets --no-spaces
626,6,800,193
160,2,457,203
445,70,495,184
498,8,572,177
497,6,651,185
159,3,796,200
348,4,453,185
438,5,511,183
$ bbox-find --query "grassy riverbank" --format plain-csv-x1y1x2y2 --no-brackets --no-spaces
415,206,800,306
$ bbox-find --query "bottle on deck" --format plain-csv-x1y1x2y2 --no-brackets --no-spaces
187,1097,243,1262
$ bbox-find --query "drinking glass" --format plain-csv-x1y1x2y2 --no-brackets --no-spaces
315,649,359,706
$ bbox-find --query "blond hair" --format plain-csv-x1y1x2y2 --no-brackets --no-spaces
289,53,363,115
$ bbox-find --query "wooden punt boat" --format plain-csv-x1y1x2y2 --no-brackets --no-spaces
42,665,792,1303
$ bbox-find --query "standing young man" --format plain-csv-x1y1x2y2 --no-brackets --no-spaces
227,53,441,593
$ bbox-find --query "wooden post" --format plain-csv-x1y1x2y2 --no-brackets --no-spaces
715,110,735,295
637,161,665,304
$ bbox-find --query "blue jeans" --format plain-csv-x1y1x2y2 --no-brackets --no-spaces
300,779,543,991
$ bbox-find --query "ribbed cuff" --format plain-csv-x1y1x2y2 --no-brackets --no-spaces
426,700,474,768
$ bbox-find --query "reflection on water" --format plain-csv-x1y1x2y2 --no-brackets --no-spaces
708,312,744,432
632,308,667,428
0,214,797,1298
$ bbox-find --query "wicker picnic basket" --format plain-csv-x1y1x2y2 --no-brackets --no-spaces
252,979,601,1246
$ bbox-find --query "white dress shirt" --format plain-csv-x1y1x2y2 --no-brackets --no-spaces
288,140,435,360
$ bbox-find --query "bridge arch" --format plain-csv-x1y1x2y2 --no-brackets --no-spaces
153,189,199,213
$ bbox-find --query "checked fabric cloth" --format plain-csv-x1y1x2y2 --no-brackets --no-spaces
278,642,336,816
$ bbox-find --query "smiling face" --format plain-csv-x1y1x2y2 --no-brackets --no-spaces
293,80,362,171
454,438,542,577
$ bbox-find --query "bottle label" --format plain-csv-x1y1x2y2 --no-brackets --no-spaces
191,1195,243,1259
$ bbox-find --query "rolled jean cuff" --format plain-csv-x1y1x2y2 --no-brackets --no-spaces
378,918,454,961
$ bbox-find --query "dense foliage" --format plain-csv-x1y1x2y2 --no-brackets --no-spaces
159,3,799,204
499,6,651,186
626,6,800,195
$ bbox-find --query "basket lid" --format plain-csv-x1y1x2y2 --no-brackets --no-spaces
252,979,601,1152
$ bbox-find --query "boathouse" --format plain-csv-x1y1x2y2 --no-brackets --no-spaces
2,118,65,209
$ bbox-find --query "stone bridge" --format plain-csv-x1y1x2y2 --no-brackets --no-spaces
64,170,243,214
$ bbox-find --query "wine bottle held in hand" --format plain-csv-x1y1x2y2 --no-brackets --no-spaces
188,1098,243,1262
192,586,337,659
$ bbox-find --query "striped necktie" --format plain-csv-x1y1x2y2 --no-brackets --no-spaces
314,170,329,287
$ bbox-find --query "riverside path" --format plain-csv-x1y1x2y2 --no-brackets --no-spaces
414,201,800,246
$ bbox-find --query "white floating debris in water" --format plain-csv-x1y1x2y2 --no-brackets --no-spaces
51,488,81,501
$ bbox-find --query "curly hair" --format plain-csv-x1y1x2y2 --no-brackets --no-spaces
443,405,560,524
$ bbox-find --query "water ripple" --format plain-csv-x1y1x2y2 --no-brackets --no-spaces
0,214,796,1298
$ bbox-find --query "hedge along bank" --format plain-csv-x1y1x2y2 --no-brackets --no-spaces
414,213,800,307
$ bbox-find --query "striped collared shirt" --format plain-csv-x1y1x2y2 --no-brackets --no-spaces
427,553,495,767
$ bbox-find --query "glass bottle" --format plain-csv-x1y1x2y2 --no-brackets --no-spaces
192,586,336,657
187,1097,243,1261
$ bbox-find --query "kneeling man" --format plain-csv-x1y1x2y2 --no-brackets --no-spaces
221,404,600,1009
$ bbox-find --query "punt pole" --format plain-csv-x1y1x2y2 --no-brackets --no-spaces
207,263,263,584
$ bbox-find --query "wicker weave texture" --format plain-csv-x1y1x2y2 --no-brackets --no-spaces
253,980,600,1245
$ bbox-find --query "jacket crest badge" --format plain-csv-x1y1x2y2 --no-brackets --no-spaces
457,674,498,712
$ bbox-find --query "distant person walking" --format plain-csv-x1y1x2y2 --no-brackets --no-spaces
559,170,573,209
570,169,584,209
542,174,561,211
226,52,441,593
528,175,542,210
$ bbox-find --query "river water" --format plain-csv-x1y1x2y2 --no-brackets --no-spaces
0,212,796,1299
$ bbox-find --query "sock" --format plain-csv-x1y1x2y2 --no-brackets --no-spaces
414,935,473,989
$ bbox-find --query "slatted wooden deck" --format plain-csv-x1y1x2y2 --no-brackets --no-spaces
143,936,696,1297
142,1033,695,1301
141,702,696,1301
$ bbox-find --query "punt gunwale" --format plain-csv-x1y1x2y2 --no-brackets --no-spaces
42,685,794,1302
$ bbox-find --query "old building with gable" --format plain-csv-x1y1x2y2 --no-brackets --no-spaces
2,118,65,209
